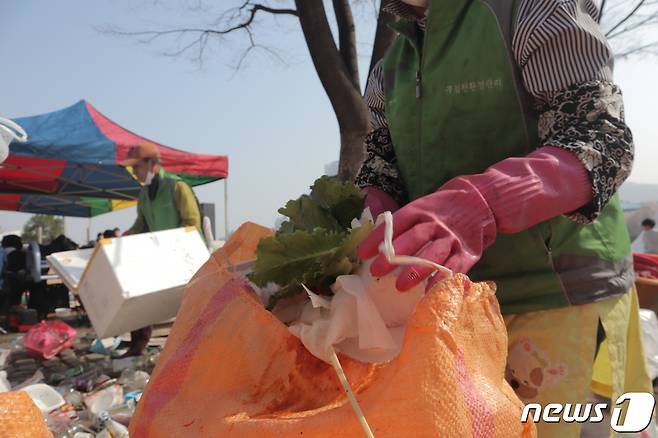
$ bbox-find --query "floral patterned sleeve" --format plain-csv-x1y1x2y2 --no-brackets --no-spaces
355,60,408,204
538,82,633,223
514,0,634,222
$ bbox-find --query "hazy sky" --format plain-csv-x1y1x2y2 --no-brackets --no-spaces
2,1,657,243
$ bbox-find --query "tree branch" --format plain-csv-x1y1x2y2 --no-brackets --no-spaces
615,41,658,58
606,0,648,36
99,2,296,68
607,13,658,40
599,0,607,22
332,0,360,90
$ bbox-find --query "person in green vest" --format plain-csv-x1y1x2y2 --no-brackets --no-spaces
356,1,652,436
119,143,202,356
122,143,201,236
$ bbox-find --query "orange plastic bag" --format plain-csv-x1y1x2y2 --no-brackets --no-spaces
131,223,534,437
0,391,52,438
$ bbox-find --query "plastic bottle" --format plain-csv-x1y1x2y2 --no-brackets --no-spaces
118,369,150,392
20,291,29,308
99,411,130,438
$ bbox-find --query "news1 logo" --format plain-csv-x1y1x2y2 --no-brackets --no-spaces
521,392,656,432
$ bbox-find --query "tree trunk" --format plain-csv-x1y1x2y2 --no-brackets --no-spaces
338,127,369,182
333,0,360,90
295,0,369,182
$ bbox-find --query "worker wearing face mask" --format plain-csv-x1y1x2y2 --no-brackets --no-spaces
121,143,201,237
119,143,202,356
356,1,651,436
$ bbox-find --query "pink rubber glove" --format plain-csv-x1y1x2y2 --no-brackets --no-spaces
357,146,592,292
363,186,400,218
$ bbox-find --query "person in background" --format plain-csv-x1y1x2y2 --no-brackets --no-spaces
642,218,656,233
102,230,115,239
122,143,201,236
119,143,202,356
1,235,26,313
0,238,7,291
0,236,16,314
632,218,658,254
113,228,121,238
355,1,650,436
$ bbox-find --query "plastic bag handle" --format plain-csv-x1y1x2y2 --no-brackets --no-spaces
0,117,28,142
378,211,453,277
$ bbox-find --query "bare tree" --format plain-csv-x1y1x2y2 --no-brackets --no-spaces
105,0,657,180
104,0,394,182
599,0,658,58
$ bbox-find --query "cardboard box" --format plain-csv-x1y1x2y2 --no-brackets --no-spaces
75,227,209,338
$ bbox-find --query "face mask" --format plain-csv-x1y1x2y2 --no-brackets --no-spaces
400,0,428,6
144,170,156,186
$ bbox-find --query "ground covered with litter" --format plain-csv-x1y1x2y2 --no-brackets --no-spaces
0,310,170,437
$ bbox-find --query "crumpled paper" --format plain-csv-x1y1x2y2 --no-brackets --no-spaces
288,211,451,364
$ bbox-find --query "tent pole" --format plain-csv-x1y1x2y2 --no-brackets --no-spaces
224,178,229,240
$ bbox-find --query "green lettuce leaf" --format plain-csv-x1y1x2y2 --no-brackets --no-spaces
250,176,372,310
249,229,346,288
277,194,341,233
310,175,365,229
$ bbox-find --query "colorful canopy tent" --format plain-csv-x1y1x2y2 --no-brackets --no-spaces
0,101,229,229
0,100,227,199
0,194,135,218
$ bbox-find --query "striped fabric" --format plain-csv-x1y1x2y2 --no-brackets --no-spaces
514,0,613,101
377,0,614,109
357,0,633,222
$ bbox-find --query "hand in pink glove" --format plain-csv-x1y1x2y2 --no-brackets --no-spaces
363,186,400,218
357,146,592,292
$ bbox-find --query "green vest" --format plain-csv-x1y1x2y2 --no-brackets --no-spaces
139,169,183,232
382,0,633,314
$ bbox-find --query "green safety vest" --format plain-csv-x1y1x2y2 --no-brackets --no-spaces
138,169,184,233
382,0,633,314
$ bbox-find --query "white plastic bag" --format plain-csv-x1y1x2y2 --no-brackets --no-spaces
0,371,10,393
0,117,27,163
639,309,658,381
289,211,452,364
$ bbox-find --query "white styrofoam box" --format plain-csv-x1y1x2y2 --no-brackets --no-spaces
22,383,65,413
47,248,94,291
77,227,209,338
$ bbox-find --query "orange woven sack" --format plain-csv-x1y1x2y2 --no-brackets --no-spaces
131,223,535,438
0,391,52,438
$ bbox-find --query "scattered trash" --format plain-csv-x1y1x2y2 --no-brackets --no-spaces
90,337,122,356
0,348,10,368
2,320,167,436
106,403,135,426
13,369,45,391
84,384,124,416
123,390,142,407
96,429,112,438
24,320,77,359
63,388,84,407
22,383,66,413
0,370,10,392
118,369,149,392
99,411,130,437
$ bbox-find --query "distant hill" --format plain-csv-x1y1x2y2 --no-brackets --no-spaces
620,182,658,204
